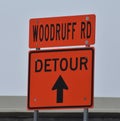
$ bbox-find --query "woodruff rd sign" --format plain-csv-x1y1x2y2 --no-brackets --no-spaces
29,14,96,48
28,48,94,109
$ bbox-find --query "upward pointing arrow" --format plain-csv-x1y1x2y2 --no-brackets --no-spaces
52,75,68,103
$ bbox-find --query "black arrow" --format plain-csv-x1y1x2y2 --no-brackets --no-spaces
52,75,68,103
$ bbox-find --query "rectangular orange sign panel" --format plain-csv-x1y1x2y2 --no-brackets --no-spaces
28,47,94,109
29,14,96,48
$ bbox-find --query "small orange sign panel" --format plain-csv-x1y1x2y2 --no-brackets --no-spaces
29,14,96,48
28,48,94,109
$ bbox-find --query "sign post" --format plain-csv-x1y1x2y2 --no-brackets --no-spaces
83,108,88,121
34,110,38,121
83,41,90,121
33,48,40,121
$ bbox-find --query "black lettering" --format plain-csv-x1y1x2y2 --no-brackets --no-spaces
81,22,86,39
50,24,55,41
33,25,38,41
67,23,71,39
60,58,68,71
52,58,59,71
80,57,88,70
35,59,43,72
61,23,66,40
56,24,60,40
87,21,91,38
45,24,49,41
70,57,78,71
72,22,77,39
45,59,52,72
39,25,44,41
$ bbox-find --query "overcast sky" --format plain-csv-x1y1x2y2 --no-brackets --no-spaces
0,0,120,97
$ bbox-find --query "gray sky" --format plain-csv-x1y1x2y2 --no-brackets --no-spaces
0,0,120,97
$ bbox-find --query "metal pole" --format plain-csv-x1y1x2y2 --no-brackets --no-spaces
33,47,40,121
34,110,39,121
83,40,89,121
83,108,88,121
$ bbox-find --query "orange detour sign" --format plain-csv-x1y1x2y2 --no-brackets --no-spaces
29,14,96,48
28,47,94,109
